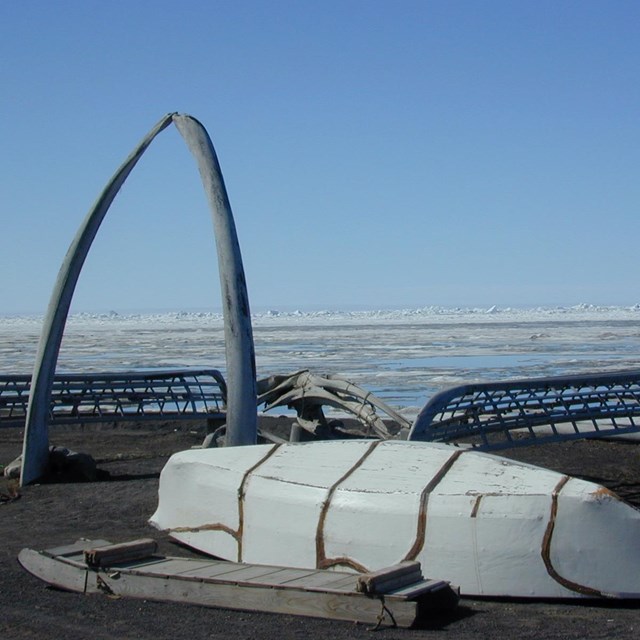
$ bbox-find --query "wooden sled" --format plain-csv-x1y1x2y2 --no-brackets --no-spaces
18,539,458,628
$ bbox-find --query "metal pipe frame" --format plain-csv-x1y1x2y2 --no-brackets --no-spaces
408,369,640,449
2,369,226,427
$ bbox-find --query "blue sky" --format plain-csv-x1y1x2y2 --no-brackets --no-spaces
1,1,639,314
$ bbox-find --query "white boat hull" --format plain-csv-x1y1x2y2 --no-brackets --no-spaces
150,440,640,598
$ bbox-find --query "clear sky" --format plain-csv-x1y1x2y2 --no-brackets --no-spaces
1,1,639,315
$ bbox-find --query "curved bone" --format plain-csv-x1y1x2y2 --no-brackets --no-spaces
21,114,257,485
257,370,410,440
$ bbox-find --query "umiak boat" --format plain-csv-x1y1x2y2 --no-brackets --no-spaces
150,439,640,599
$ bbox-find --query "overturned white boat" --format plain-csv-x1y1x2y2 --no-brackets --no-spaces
150,439,640,599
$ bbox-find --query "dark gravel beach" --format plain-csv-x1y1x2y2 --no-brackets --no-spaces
1,418,639,640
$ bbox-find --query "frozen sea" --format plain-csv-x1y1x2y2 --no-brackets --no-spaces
2,304,640,420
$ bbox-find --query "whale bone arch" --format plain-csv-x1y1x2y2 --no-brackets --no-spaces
20,113,257,485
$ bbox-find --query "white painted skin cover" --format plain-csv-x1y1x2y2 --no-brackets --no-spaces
150,440,640,599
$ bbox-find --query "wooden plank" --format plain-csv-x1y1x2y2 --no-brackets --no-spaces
203,564,292,582
159,560,225,576
239,568,320,586
130,559,316,585
85,538,157,567
159,561,257,580
287,570,358,592
18,549,92,594
389,579,450,599
97,570,419,627
309,574,360,591
127,558,212,575
358,569,423,594
48,553,90,568
161,566,357,592
115,556,177,570
357,561,423,594
45,539,111,557
255,568,320,586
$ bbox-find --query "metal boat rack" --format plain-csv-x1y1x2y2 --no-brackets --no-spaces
0,369,226,428
408,369,640,449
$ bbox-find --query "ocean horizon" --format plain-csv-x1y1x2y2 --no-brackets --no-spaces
3,303,640,419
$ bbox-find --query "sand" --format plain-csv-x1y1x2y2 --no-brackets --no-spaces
1,418,639,639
